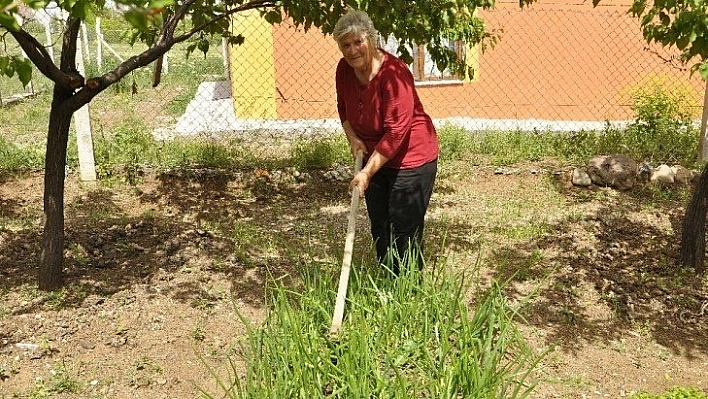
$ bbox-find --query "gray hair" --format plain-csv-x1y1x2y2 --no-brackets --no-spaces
333,10,378,46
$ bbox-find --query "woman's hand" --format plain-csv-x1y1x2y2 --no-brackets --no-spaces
350,170,370,197
347,138,367,160
342,120,367,159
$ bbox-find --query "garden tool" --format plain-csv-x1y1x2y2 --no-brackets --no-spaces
330,150,364,335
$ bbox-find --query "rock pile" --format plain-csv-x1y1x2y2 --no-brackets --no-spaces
571,154,698,190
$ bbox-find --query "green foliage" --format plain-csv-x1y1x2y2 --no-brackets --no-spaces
204,264,542,398
0,136,44,170
291,136,350,169
0,56,32,87
23,361,81,398
437,124,475,161
474,130,555,165
622,79,699,164
624,0,708,78
631,386,708,399
2,0,504,88
276,0,510,77
93,118,157,184
92,124,259,178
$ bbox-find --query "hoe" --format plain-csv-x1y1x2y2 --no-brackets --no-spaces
330,150,363,334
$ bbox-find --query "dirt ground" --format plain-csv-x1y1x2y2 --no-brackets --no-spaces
0,160,706,398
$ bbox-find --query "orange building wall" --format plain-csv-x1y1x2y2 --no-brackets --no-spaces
269,1,705,123
272,23,340,119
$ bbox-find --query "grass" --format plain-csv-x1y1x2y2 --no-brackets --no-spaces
0,120,700,180
203,258,542,398
16,361,81,398
631,387,708,399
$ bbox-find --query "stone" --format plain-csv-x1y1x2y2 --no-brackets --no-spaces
586,154,637,190
637,162,652,183
651,164,674,186
571,167,592,186
671,165,692,186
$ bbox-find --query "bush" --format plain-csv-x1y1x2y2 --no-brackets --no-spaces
623,79,699,166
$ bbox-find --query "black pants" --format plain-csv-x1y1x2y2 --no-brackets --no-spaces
364,159,437,274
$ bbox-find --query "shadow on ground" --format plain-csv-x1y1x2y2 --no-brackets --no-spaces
1,166,706,360
485,175,707,358
0,168,353,314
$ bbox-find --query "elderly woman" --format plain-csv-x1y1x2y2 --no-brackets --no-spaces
333,10,439,275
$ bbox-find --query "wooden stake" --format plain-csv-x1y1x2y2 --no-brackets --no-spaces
330,151,364,335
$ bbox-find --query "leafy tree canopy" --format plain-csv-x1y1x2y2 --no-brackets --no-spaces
0,0,514,89
594,0,708,79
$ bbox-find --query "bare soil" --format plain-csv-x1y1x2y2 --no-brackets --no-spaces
1,160,706,398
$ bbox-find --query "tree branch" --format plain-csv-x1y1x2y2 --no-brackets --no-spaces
71,0,277,108
58,17,84,90
174,0,277,42
9,28,64,83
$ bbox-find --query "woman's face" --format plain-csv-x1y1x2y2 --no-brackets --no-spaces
338,33,373,71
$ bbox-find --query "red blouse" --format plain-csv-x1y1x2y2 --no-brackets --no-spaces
336,50,439,169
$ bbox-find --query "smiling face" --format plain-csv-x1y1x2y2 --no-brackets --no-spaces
338,33,374,72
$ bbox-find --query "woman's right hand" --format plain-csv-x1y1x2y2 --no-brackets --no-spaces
342,121,367,159
347,136,367,160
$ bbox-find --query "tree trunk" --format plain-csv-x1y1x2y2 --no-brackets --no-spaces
39,85,75,291
680,164,708,274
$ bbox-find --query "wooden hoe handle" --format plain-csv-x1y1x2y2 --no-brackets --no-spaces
330,150,364,335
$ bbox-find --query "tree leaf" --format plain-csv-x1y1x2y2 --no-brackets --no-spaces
0,12,21,32
13,58,33,87
148,0,174,9
699,62,708,80
72,0,92,20
676,34,690,50
197,39,209,56
263,10,282,24
124,9,149,32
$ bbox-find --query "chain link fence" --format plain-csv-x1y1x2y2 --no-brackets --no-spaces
1,1,705,143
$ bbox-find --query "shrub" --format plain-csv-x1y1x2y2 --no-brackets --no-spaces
623,78,699,166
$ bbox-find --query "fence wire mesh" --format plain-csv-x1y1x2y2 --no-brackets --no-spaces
1,1,706,144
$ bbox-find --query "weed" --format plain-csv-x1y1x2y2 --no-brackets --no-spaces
203,262,544,398
0,136,44,171
192,323,207,341
44,289,65,309
94,118,155,185
47,362,81,394
631,386,708,399
623,78,699,166
22,361,81,398
114,324,129,336
291,136,349,169
129,356,164,388
0,305,9,320
133,356,163,373
438,123,475,161
19,284,41,301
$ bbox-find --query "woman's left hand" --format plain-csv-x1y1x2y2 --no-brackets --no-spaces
350,170,370,197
